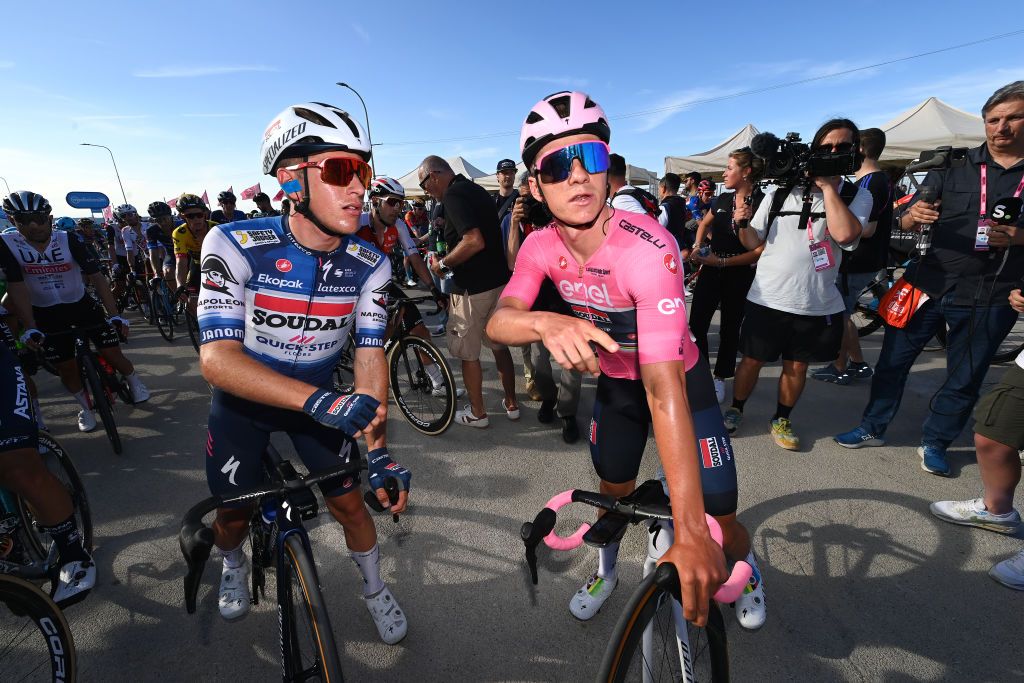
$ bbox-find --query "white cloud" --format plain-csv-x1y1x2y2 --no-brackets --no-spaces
72,115,150,121
0,61,13,69
352,23,370,43
425,108,458,121
182,113,240,118
133,65,280,78
625,87,738,133
516,75,590,89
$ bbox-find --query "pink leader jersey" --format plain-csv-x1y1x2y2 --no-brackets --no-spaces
502,209,699,380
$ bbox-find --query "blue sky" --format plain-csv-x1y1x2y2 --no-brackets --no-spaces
2,1,1022,216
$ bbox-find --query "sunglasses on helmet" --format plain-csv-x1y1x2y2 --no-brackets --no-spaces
534,141,611,185
282,156,372,189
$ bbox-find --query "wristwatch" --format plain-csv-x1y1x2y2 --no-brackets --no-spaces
438,258,452,275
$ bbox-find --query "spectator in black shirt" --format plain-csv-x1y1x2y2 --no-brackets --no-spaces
418,156,517,428
252,192,280,217
813,128,893,385
658,172,691,254
494,158,519,224
688,148,765,402
835,81,1024,476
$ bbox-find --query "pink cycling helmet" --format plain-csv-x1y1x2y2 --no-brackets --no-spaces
520,91,610,168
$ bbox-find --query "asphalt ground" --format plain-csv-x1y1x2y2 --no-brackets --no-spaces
18,301,1023,682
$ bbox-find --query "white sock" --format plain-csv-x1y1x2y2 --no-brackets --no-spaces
221,543,245,569
72,390,90,411
597,542,620,581
350,544,384,597
126,371,143,386
425,363,443,388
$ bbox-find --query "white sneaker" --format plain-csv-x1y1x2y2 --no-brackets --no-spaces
930,498,1021,534
128,377,150,403
454,404,489,428
52,557,97,607
365,586,407,644
77,409,97,433
569,573,617,621
989,549,1024,590
431,384,466,398
218,558,251,620
734,554,766,630
713,377,726,404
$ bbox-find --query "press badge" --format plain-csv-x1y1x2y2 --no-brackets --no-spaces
809,240,835,271
975,219,990,251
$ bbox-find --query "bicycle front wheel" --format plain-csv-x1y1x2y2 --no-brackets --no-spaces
388,336,455,435
80,354,121,455
598,563,729,683
153,284,175,342
0,574,78,682
281,534,343,682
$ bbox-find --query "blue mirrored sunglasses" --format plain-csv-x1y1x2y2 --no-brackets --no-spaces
535,141,610,184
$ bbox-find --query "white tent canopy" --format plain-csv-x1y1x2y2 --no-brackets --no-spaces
878,97,985,162
664,124,760,177
396,156,489,197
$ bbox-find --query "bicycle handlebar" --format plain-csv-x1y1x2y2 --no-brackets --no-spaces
521,483,752,604
391,293,443,316
178,457,367,614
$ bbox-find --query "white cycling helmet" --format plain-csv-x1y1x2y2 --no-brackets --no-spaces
261,102,371,176
370,176,405,199
114,203,138,217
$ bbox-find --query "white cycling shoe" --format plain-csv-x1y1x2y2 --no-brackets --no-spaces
365,586,407,644
52,557,97,607
569,573,618,621
733,554,766,630
218,558,251,621
127,376,150,403
77,409,97,433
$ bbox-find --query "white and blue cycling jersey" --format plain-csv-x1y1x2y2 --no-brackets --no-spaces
196,215,391,386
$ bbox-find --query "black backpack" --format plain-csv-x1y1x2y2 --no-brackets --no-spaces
613,187,662,219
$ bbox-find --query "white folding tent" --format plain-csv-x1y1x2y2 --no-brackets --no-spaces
664,124,760,177
878,97,985,162
397,156,489,197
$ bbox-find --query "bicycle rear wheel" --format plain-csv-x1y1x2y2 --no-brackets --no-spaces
281,534,343,681
18,432,95,568
388,336,455,435
0,574,78,682
80,354,121,455
598,563,729,683
185,307,200,354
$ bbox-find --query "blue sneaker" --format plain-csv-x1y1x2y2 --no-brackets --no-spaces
811,363,850,385
918,445,950,477
834,426,885,449
846,361,874,379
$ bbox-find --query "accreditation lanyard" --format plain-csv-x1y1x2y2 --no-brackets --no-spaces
976,165,1024,250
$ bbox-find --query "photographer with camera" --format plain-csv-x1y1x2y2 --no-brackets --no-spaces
725,119,871,450
835,81,1024,476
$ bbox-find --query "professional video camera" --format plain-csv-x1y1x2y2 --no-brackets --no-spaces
750,131,858,185
905,146,969,174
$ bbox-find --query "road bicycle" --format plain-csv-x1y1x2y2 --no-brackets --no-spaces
0,432,91,682
0,574,77,682
173,284,201,354
521,480,749,682
148,277,176,342
180,445,399,682
44,325,133,455
117,270,152,323
334,293,456,435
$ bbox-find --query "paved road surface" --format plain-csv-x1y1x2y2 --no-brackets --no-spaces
24,306,1022,682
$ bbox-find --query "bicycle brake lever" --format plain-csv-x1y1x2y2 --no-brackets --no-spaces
385,478,400,523
521,508,557,585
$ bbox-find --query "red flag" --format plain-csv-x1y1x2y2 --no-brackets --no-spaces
240,183,261,201
201,190,210,206
167,197,177,209
272,188,285,202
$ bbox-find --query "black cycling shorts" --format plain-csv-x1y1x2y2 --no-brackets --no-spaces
0,343,37,453
385,281,423,332
739,301,844,363
588,356,739,517
35,296,120,364
205,390,361,506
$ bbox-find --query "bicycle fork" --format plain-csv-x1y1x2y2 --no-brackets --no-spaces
644,520,698,683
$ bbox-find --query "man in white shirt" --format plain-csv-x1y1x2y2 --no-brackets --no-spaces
724,119,871,451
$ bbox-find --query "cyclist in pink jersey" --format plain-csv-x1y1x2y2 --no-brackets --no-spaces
488,91,765,630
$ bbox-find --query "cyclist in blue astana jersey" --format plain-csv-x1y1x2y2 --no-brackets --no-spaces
196,101,411,644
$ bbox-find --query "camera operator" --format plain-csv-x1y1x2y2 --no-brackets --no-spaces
835,81,1024,476
726,119,871,451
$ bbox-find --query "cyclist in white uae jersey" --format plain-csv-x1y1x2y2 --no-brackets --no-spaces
0,191,150,433
197,102,410,644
